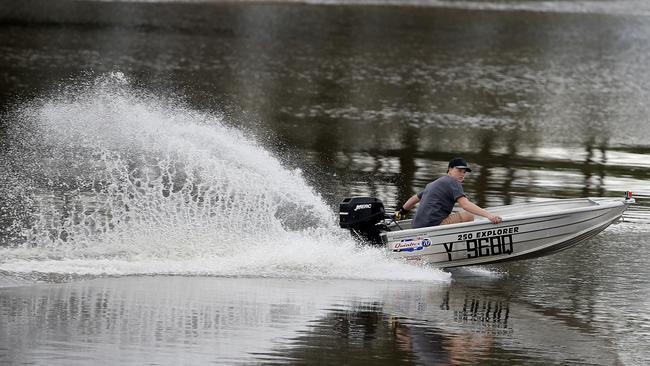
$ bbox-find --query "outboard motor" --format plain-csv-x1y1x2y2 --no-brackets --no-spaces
339,197,386,245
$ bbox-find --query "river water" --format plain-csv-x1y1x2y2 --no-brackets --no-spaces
1,0,650,364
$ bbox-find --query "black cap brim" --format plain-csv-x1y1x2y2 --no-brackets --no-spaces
454,166,471,172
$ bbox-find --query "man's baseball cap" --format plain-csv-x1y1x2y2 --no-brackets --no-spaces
448,157,472,172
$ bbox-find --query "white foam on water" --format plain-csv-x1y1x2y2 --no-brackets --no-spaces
462,266,509,278
0,72,449,283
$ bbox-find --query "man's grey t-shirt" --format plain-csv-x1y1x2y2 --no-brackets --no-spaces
411,175,465,229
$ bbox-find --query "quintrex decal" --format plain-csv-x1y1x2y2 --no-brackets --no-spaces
391,237,432,253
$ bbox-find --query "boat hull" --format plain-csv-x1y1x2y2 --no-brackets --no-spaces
382,197,630,268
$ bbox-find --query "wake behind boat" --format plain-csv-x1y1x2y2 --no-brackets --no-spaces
339,193,635,268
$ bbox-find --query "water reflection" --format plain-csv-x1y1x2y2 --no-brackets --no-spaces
1,266,637,365
279,307,499,365
0,277,503,365
392,319,496,365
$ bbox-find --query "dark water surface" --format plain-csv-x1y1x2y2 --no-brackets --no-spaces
1,0,650,364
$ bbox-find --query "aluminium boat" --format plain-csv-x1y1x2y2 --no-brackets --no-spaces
339,193,635,268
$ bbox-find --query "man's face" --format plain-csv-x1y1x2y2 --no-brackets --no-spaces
448,167,468,182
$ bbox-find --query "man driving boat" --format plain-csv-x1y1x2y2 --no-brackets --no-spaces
395,157,502,229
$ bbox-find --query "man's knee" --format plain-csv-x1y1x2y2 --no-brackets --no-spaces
441,211,474,225
460,212,474,222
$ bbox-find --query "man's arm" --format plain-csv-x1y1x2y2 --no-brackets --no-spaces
402,195,421,210
393,195,420,220
457,196,502,224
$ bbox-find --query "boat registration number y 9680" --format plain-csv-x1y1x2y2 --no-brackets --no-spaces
445,227,519,261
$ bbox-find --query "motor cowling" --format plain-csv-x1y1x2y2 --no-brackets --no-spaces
339,197,386,244
339,197,385,228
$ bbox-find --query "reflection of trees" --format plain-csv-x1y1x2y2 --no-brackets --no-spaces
501,132,520,206
577,91,611,198
396,126,418,207
474,130,495,208
581,135,607,198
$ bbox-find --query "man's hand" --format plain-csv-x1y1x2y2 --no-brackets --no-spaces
393,207,409,221
488,214,502,224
